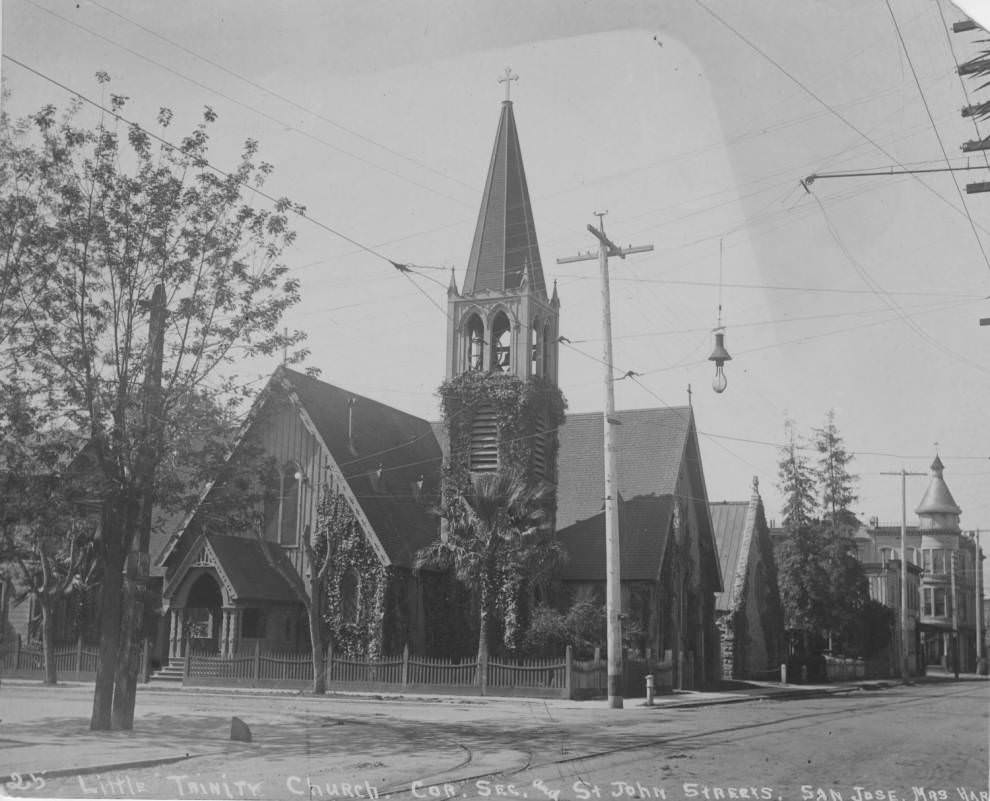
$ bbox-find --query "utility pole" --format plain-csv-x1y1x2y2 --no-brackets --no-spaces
974,530,986,674
951,549,960,679
880,468,925,680
557,213,653,710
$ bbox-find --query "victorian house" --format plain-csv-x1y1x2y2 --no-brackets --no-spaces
858,455,982,672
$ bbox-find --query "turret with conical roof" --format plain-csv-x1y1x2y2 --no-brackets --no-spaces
444,73,559,384
915,454,961,531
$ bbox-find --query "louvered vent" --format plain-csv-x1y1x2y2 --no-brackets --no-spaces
531,412,548,479
469,404,499,472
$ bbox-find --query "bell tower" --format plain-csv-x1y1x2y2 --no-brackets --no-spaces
445,70,560,385
440,72,564,485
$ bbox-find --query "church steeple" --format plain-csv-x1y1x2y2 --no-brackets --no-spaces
445,72,559,384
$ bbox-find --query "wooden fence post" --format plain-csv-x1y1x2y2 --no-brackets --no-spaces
565,645,573,700
401,644,409,688
75,634,83,675
253,640,262,684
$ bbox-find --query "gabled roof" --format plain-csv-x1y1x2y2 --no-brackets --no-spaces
556,495,675,581
273,369,443,567
163,532,299,604
710,501,750,612
463,100,546,298
556,407,693,530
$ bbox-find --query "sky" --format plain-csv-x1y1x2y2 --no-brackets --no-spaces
4,0,990,590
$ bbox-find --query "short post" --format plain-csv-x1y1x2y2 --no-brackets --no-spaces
780,663,787,684
142,638,152,682
401,643,410,688
253,640,262,683
645,673,655,706
564,645,573,700
593,646,601,663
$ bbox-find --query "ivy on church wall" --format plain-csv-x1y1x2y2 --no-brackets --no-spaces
436,371,567,656
438,371,566,502
317,486,388,659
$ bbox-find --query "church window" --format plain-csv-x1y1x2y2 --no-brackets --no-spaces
491,312,511,372
340,569,361,624
465,315,484,372
531,321,540,377
280,466,299,546
542,322,552,377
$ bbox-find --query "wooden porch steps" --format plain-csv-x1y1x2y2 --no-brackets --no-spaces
148,658,185,684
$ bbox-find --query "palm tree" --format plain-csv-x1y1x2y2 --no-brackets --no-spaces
417,470,556,678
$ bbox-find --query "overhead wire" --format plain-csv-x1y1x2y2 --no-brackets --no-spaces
692,0,990,273
882,0,990,272
2,54,450,307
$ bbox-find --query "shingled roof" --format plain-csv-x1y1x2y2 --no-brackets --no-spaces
278,368,442,567
463,100,546,298
710,501,750,613
556,495,675,581
555,406,720,587
556,407,693,530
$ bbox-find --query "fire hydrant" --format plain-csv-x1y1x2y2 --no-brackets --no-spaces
645,673,655,706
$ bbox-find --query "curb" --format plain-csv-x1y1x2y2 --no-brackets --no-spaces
0,752,196,787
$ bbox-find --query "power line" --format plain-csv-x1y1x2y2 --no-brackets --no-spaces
83,0,477,195
693,0,990,273
17,0,474,209
2,54,440,288
883,0,990,271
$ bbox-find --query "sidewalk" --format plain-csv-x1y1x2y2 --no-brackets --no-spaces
0,673,982,785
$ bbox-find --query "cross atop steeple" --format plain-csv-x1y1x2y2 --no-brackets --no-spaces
498,67,519,102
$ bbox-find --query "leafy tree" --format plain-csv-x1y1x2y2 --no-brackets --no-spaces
814,409,858,529
777,418,817,530
0,85,304,730
417,470,554,679
776,413,868,657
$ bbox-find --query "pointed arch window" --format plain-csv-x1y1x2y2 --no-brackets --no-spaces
262,462,301,546
531,321,540,377
491,312,511,373
340,568,361,624
542,322,552,379
465,314,484,372
280,466,299,546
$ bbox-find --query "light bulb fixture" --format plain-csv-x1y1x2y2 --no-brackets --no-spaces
708,327,732,394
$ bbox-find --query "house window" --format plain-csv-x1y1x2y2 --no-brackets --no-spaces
932,550,946,575
923,588,933,616
933,588,947,617
491,312,511,373
340,569,361,624
879,547,893,564
465,315,484,372
241,608,265,638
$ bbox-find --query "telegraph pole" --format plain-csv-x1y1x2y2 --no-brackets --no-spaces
951,550,960,679
880,468,925,680
557,213,653,709
974,530,986,674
